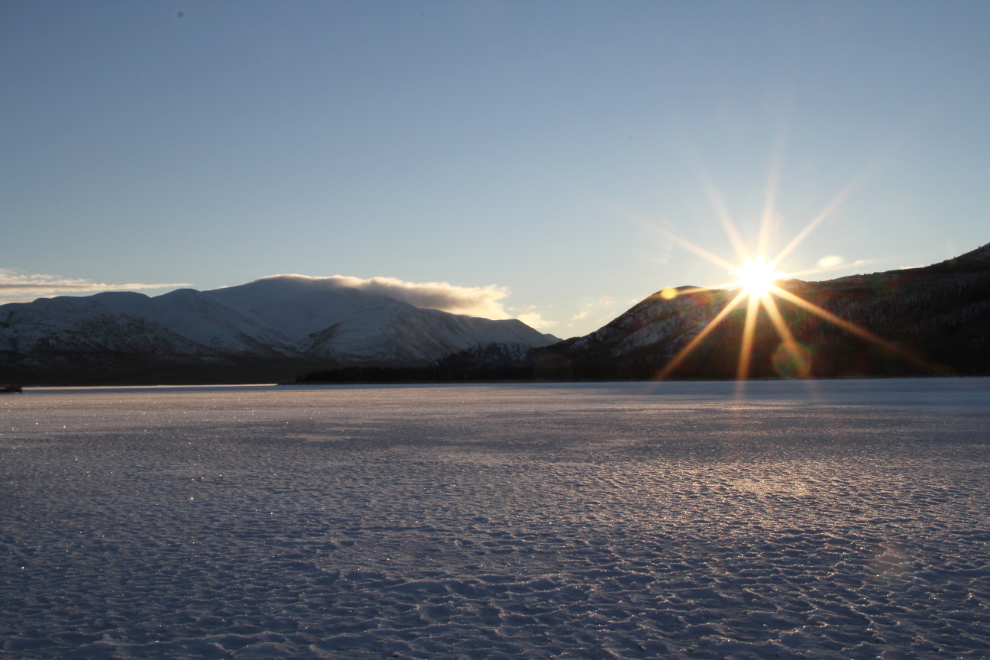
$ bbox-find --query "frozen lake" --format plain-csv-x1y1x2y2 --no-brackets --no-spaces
2,379,989,659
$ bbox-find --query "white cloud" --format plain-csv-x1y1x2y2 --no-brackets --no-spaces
815,256,874,270
564,293,644,330
323,275,557,326
516,312,557,330
278,275,513,319
0,269,189,304
816,255,844,268
0,270,559,327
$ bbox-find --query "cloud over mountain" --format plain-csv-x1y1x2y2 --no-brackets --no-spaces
270,275,514,320
516,312,557,330
2,269,548,326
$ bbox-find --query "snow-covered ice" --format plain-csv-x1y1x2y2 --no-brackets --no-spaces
2,379,989,658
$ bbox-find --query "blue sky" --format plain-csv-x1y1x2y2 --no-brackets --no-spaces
2,1,989,337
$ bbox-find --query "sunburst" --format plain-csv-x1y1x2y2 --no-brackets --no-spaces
733,260,781,296
649,166,933,381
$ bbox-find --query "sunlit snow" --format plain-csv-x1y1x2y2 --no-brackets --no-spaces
2,380,988,658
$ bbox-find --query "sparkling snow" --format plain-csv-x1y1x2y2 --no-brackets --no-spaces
2,379,989,658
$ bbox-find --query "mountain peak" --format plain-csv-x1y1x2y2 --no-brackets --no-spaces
1,275,557,384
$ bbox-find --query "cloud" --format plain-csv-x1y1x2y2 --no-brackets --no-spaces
290,275,561,325
565,293,643,329
816,255,844,268
0,270,557,327
815,256,874,270
279,275,513,319
516,312,557,330
512,304,559,330
0,269,189,304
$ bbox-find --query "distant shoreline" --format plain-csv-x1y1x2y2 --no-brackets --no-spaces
6,375,989,393
289,370,970,386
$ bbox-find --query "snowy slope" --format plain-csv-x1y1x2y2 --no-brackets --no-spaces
0,295,223,379
565,287,728,358
431,241,990,380
0,295,211,359
0,275,558,381
91,289,304,357
206,276,557,363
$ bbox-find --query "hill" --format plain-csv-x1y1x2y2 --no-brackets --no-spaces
0,276,558,385
301,242,990,383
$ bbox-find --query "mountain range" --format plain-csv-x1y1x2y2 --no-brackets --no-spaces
301,241,990,383
5,242,990,385
0,276,558,385
429,241,990,380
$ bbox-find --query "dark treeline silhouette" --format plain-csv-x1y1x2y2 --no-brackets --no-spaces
295,327,941,385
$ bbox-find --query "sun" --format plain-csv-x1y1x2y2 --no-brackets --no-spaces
734,260,779,296
644,162,933,382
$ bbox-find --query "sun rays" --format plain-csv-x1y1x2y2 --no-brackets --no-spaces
733,260,781,296
652,166,933,381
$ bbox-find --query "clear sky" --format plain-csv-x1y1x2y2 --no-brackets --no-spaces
2,1,989,337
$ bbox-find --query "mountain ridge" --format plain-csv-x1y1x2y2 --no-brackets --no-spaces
6,243,990,385
300,242,990,383
0,276,558,385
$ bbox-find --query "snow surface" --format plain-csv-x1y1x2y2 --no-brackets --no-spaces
2,379,989,658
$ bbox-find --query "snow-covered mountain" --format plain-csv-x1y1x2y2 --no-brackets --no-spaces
0,276,558,384
206,276,557,363
422,241,990,381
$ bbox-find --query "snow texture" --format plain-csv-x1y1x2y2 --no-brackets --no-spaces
2,379,989,659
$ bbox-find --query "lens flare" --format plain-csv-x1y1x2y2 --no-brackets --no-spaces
733,261,779,296
649,162,938,382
